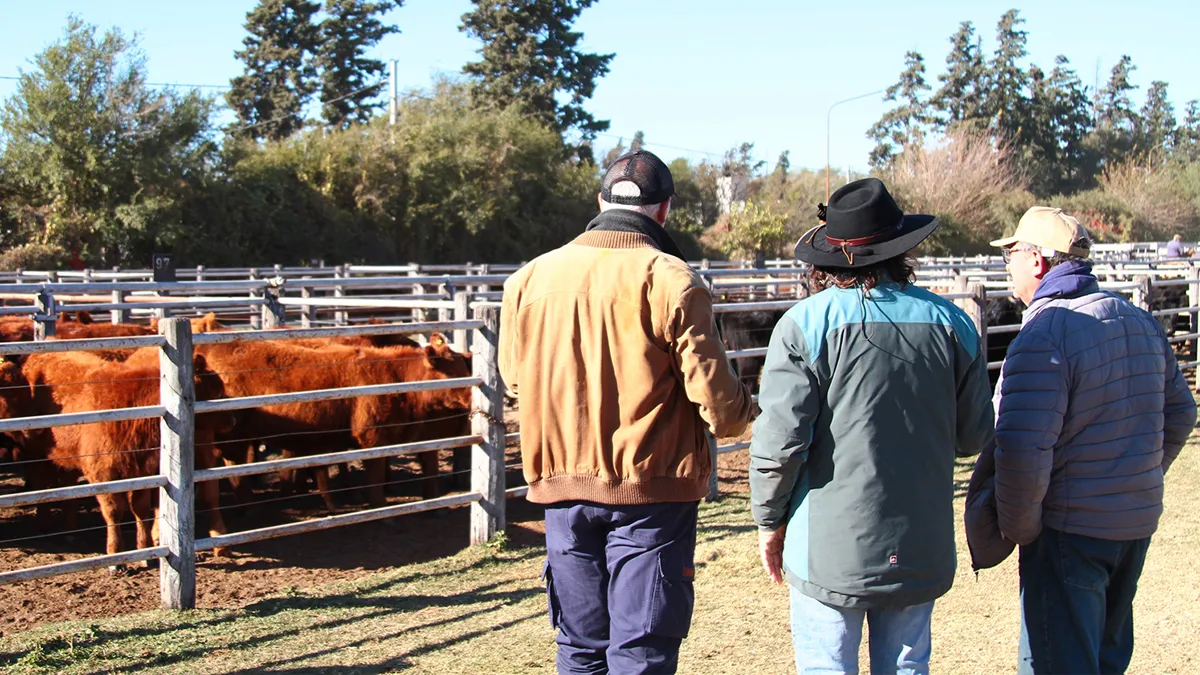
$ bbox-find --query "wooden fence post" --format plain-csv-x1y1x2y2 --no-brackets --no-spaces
968,283,988,365
248,268,261,330
300,280,315,329
477,264,491,296
334,265,347,327
111,289,129,325
195,265,205,282
438,282,454,324
158,317,196,610
409,264,427,322
1132,275,1152,312
1188,264,1200,364
453,289,471,352
33,290,56,340
470,305,506,545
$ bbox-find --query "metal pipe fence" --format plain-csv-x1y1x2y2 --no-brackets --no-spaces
0,313,508,610
3,258,1200,606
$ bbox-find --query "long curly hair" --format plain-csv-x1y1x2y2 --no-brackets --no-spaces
807,252,918,294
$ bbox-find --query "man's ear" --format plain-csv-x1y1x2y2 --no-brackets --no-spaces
1032,252,1051,279
655,201,670,225
597,193,604,210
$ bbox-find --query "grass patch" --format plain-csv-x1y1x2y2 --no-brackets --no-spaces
2,440,1198,674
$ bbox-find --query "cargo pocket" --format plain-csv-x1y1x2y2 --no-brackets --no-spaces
542,560,562,629
646,552,695,639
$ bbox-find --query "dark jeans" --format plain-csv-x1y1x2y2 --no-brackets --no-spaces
1018,526,1151,675
543,500,699,675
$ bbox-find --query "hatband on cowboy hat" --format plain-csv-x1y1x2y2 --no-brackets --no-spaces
794,177,939,268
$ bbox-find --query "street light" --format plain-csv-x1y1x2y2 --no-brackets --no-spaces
826,89,884,202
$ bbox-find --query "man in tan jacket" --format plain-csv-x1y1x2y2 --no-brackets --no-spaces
500,150,754,674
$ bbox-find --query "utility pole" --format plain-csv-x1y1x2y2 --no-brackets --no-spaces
388,59,398,126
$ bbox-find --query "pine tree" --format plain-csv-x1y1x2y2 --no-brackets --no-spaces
317,0,402,129
1177,100,1200,163
227,0,321,141
460,0,615,141
601,137,626,169
1027,56,1096,194
1090,55,1141,167
1139,80,1176,158
931,21,987,130
1096,55,1140,129
982,9,1032,144
774,150,790,177
866,51,933,167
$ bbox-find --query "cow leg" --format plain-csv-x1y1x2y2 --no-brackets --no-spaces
129,490,155,565
452,447,470,491
221,443,256,505
277,448,300,497
419,451,441,500
314,465,338,512
363,458,387,508
198,479,230,557
95,492,127,566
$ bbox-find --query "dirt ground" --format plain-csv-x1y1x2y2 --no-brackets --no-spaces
1,443,1196,674
0,443,544,637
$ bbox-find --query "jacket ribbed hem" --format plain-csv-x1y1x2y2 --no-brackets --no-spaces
571,230,660,250
525,474,709,505
784,567,953,610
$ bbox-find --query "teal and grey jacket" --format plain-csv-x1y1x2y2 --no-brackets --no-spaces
749,282,995,609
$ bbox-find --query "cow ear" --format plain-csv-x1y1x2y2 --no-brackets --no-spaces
429,332,446,347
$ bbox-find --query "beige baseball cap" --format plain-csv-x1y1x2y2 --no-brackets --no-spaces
990,206,1091,257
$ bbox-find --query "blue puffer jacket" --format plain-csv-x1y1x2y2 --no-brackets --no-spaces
993,262,1196,545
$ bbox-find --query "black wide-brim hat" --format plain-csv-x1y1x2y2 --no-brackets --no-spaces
794,177,939,268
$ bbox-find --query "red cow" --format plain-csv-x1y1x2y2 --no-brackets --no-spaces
20,351,234,558
192,339,472,510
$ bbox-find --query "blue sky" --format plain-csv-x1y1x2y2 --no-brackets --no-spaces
1,0,1197,174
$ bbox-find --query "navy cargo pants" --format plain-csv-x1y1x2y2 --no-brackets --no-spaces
542,500,699,675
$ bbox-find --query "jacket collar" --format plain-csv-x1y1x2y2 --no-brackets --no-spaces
584,209,687,261
1025,261,1100,321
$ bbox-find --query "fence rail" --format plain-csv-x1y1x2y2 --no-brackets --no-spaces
3,254,1200,610
0,314,508,612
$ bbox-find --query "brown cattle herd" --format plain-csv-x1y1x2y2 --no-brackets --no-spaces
0,313,474,563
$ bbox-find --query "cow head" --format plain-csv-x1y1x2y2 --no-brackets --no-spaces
193,354,236,435
0,360,30,420
424,333,472,379
0,360,34,456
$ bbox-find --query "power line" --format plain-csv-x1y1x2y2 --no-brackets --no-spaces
224,78,387,134
591,131,723,159
2,74,231,89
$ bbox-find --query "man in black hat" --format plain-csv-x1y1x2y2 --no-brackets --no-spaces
500,150,754,674
748,177,995,673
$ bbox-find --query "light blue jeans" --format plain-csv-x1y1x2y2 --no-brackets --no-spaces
790,586,934,674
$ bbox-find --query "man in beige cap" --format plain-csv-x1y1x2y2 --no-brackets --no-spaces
970,206,1196,674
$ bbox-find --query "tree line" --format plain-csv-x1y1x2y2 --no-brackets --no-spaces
1,4,1197,271
0,1,623,270
860,9,1200,252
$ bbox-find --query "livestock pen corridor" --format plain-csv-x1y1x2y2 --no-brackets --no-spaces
0,315,507,609
1,257,1200,630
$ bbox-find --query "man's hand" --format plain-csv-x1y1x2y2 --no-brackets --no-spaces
759,527,786,585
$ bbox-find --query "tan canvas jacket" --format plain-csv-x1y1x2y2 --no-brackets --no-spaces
499,227,755,505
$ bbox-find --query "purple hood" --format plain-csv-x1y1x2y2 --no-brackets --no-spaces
1031,260,1099,304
